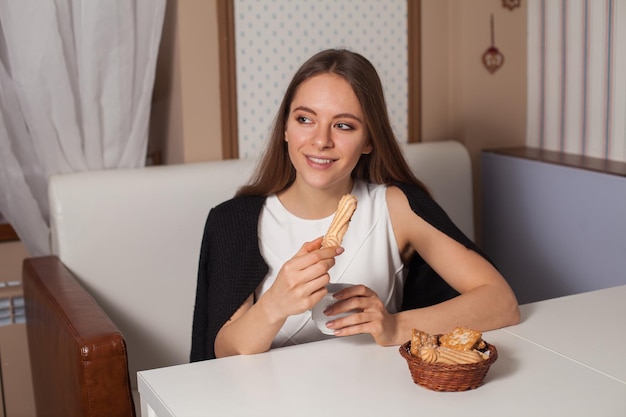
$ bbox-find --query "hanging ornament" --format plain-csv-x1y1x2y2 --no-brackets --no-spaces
502,0,521,11
482,14,504,74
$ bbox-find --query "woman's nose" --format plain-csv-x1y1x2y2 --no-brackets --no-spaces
311,126,333,148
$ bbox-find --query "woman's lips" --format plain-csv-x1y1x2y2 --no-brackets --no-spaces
307,156,334,165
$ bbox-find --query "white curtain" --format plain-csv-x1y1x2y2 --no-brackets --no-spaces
527,0,626,161
0,0,165,256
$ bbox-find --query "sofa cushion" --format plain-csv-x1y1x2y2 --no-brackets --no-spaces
48,158,258,389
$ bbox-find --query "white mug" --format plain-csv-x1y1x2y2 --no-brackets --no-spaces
311,283,356,335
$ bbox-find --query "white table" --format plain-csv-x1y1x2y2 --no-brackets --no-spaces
503,284,626,384
139,286,626,417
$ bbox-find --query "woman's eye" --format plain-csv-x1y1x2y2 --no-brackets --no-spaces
296,116,312,124
336,122,353,130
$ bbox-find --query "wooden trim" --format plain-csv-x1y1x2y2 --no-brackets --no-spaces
218,0,421,154
407,0,421,143
484,146,626,177
217,0,239,159
0,223,19,242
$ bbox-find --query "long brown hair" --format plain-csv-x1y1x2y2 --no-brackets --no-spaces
237,49,428,197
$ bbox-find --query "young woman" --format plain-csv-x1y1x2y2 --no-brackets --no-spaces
190,49,519,361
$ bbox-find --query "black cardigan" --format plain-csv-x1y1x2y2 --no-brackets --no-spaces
190,182,489,361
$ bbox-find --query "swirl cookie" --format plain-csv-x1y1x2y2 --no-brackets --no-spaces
321,194,358,248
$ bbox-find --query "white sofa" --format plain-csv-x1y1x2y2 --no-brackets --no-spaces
24,140,473,417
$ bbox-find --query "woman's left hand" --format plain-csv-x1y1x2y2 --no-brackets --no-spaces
322,285,399,346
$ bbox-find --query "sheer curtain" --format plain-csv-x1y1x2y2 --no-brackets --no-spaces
0,0,165,256
526,0,626,161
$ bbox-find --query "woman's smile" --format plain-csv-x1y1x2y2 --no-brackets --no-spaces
306,155,336,166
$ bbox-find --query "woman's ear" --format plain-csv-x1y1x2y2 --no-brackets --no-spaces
362,141,373,155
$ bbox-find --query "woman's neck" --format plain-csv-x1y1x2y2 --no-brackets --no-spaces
278,179,354,219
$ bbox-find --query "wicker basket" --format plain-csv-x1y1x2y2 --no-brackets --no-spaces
399,340,498,392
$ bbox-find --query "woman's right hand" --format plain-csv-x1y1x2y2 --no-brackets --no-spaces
260,236,344,323
215,237,343,357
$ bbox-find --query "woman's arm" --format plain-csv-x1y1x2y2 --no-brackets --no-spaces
387,185,520,340
214,237,343,358
324,186,519,346
213,292,279,358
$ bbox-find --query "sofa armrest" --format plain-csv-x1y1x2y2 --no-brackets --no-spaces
23,256,136,417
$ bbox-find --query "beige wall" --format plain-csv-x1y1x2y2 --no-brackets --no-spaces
422,0,527,148
421,0,454,142
444,0,527,241
150,0,223,164
0,241,29,281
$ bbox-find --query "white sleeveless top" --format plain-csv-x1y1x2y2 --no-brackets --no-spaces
257,180,405,348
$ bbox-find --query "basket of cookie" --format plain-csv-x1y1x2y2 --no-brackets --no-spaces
399,326,498,392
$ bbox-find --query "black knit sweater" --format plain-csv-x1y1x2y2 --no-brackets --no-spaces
190,182,489,361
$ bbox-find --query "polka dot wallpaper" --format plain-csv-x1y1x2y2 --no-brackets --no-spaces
234,0,408,158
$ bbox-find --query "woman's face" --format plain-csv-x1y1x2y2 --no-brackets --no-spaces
284,73,372,194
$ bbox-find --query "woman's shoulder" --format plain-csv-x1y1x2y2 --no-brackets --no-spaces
385,182,432,207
